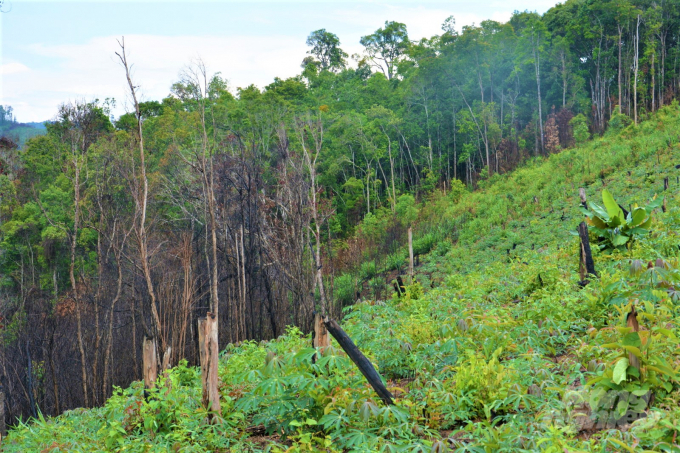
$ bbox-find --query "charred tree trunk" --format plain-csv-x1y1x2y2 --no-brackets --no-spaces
578,222,597,284
323,317,394,406
0,383,6,441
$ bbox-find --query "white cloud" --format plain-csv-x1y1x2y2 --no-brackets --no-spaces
3,34,308,121
0,62,30,75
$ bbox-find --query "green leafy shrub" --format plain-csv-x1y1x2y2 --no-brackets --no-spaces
581,189,660,251
334,273,356,306
395,193,418,226
451,348,512,418
570,113,590,144
412,233,436,256
359,260,377,281
385,251,405,271
608,112,633,134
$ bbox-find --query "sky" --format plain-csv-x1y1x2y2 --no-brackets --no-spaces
1,0,561,122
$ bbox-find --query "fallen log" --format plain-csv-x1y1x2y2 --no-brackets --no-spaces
323,317,394,405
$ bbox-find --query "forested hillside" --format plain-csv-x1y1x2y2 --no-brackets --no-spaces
1,0,680,447
0,106,45,148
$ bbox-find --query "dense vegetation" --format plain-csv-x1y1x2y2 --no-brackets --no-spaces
2,0,680,447
4,99,680,452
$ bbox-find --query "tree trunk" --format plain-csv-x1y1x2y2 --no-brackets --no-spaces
534,32,544,153
626,304,640,371
634,15,640,125
69,147,89,408
0,383,6,441
199,313,221,420
578,222,597,283
618,25,623,114
142,336,158,389
408,227,414,281
313,312,330,353
116,40,165,359
323,317,394,405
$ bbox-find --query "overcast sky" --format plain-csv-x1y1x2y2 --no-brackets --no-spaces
1,0,561,122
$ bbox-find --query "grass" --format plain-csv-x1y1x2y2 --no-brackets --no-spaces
4,106,680,452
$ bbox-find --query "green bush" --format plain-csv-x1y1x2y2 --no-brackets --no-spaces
570,113,590,144
413,233,436,255
334,273,356,306
395,193,418,226
385,251,406,271
359,260,377,281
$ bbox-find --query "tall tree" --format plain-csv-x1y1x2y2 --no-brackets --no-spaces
360,21,409,80
305,29,348,72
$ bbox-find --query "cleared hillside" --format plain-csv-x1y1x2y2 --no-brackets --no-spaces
4,107,680,452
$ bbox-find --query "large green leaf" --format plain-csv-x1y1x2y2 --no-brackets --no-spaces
613,357,629,384
611,234,629,247
588,201,610,221
647,195,663,210
609,214,623,228
630,208,647,227
638,215,653,229
622,332,642,348
602,189,624,220
586,216,608,229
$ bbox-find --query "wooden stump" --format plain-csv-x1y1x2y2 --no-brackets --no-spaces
323,317,394,405
579,187,587,208
142,337,158,389
626,304,641,371
199,313,221,419
578,221,597,284
313,313,330,352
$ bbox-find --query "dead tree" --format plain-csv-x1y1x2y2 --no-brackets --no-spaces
116,38,165,380
142,337,158,389
198,313,221,420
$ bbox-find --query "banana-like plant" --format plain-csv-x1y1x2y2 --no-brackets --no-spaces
580,189,661,251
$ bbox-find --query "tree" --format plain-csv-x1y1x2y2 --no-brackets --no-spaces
115,38,166,372
305,29,348,72
360,21,409,80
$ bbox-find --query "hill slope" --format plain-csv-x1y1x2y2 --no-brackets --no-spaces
4,107,680,452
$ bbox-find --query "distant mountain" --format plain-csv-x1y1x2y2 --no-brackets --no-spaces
0,122,46,148
24,121,47,130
